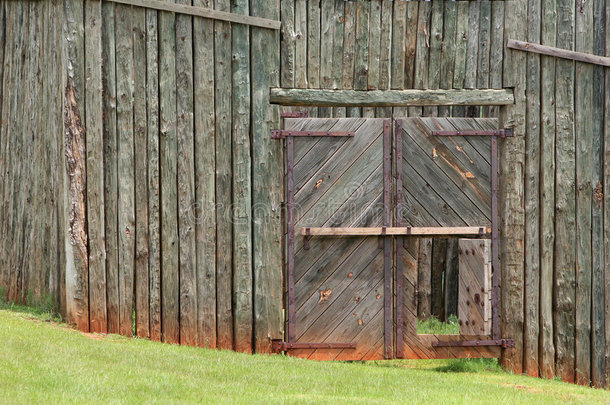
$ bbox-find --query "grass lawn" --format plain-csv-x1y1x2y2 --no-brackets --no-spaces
0,305,608,404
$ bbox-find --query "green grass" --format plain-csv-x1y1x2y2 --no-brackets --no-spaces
417,315,460,335
0,309,608,404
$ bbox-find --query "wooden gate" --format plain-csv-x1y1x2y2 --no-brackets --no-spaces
279,117,509,360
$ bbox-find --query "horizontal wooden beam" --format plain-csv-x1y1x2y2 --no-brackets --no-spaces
301,227,491,237
269,88,515,107
104,0,281,30
507,39,610,67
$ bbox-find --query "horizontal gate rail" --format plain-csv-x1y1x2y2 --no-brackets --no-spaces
432,339,515,349
271,341,357,353
301,226,490,237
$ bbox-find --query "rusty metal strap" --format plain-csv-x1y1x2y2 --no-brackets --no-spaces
271,340,356,353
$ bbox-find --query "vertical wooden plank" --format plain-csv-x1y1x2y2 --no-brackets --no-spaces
176,0,197,347
133,2,149,339
390,0,406,116
231,0,253,353
294,0,307,90
376,0,392,118
431,239,446,321
439,1,456,118
85,0,106,333
465,1,479,117
605,0,610,389
159,6,180,344
412,1,430,117
499,0,527,376
590,0,606,388
280,0,295,90
193,0,216,348
102,0,120,334
319,0,334,118
307,0,320,118
477,0,491,116
251,0,283,353
417,239,431,320
331,0,345,117
553,0,576,383
364,0,379,118
574,0,593,386
489,1,505,118
452,1,469,117
214,0,233,350
539,0,557,380
0,1,11,299
63,0,89,332
342,1,357,117
424,0,442,117
115,3,135,337
353,1,369,118
146,7,162,342
524,0,541,378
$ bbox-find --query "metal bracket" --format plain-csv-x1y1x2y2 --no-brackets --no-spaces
271,129,356,140
271,340,357,353
432,128,515,138
432,339,515,349
303,228,311,250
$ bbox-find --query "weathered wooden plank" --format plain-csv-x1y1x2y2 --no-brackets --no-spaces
390,0,406,116
430,239,446,321
376,0,392,118
574,0,593,386
444,239,459,319
193,0,216,349
294,0,306,90
507,39,610,67
424,1,442,117
411,1,430,117
231,0,253,353
417,239,431,320
488,1,504,118
539,0,556,380
552,0,576,383
590,0,606,388
251,0,282,353
102,0,120,334
523,0,541,378
438,1,457,117
307,0,320,118
280,0,295,89
353,1,369,117
115,3,135,337
319,0,334,118
106,0,280,29
451,1,469,117
499,0,527,375
270,89,515,107
459,240,491,336
133,3,149,339
85,0,106,333
145,7,161,342
341,1,357,117
214,0,233,350
603,2,610,386
176,0,197,347
403,1,418,115
63,0,89,332
331,0,345,117
477,0,491,116
465,1,480,117
364,1,377,118
159,6,179,344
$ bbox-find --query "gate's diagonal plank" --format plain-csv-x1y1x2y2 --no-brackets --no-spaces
297,250,383,341
308,279,385,361
443,118,494,167
401,160,465,227
295,134,383,229
403,118,491,208
333,307,385,361
294,190,384,281
401,125,491,224
419,118,492,184
296,241,383,337
294,119,370,191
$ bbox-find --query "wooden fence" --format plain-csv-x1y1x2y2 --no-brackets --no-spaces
0,0,609,388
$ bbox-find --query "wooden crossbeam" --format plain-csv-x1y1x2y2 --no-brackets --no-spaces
104,0,281,30
301,227,491,237
508,39,610,67
269,88,515,107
